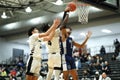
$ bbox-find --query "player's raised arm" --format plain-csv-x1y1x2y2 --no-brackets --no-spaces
39,18,61,37
60,1,77,29
73,31,92,48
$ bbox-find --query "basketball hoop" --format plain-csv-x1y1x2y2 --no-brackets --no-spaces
77,2,90,24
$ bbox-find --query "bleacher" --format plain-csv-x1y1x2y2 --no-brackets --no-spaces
78,53,120,80
0,76,22,80
102,53,120,80
1,53,120,80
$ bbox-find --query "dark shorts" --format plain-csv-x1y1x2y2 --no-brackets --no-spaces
66,55,76,70
62,55,76,71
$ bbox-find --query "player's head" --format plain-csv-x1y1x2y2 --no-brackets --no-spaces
66,27,72,36
28,27,39,36
41,23,50,32
61,25,72,38
61,25,68,38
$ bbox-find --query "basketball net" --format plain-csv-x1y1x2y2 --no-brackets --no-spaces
77,2,90,24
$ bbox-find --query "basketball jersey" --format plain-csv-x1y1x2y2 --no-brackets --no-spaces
62,37,76,71
46,28,61,53
62,37,73,56
29,33,43,59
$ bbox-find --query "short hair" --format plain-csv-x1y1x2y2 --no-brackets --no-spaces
28,27,37,36
41,23,50,32
60,25,72,30
66,27,72,31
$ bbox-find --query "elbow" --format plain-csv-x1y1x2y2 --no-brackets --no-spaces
80,45,85,48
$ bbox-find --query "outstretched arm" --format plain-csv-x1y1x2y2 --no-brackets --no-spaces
73,31,92,48
59,6,71,29
42,29,56,41
39,18,61,37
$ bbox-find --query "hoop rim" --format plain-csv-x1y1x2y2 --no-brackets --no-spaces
76,2,90,6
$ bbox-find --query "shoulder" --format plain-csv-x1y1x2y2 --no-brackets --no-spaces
67,37,73,41
31,33,39,38
29,33,40,40
68,36,72,39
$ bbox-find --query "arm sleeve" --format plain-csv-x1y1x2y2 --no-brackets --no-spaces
62,11,68,20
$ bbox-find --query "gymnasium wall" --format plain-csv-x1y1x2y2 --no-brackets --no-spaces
0,38,29,64
76,34,120,56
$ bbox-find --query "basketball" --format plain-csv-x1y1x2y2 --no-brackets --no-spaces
67,2,77,12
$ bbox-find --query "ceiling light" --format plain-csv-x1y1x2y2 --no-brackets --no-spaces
3,22,20,30
101,29,112,33
55,0,63,5
27,16,46,25
25,7,32,13
1,12,7,19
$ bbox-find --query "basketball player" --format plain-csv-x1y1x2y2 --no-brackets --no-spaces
26,18,61,80
42,24,61,80
42,4,73,80
40,2,76,80
60,27,92,80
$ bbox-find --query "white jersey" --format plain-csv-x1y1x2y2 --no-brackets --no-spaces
63,41,67,54
29,33,43,59
46,28,60,53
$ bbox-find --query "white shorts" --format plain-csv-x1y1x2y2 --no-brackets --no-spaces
48,52,61,68
26,56,41,76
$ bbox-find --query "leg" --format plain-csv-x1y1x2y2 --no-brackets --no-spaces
54,53,62,80
26,57,41,80
63,71,69,80
32,76,38,80
26,75,33,80
46,68,54,80
46,53,57,80
54,70,61,80
69,69,78,80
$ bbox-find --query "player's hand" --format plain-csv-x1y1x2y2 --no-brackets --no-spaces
53,18,61,28
65,6,71,12
86,31,92,38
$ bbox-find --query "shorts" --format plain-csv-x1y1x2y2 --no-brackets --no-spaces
48,52,61,69
62,55,76,71
26,56,41,76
